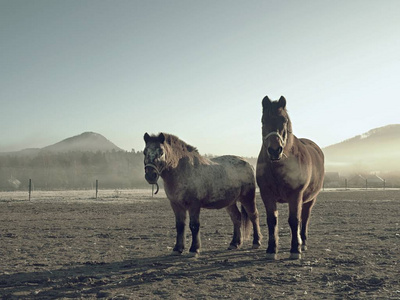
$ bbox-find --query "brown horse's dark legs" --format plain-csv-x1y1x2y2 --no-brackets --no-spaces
301,199,316,251
226,204,242,249
170,202,187,255
264,201,279,259
188,205,201,256
288,200,302,259
266,211,278,255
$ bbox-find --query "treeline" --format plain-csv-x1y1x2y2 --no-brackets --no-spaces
0,150,147,191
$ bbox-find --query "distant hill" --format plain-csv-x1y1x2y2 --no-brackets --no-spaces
41,132,123,153
323,124,400,173
0,132,123,156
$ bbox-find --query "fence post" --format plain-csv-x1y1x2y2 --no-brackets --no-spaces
365,179,368,190
345,178,348,190
96,179,99,200
28,179,32,201
383,179,386,190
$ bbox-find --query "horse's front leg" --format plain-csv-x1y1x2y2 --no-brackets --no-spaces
188,204,201,257
264,200,279,260
260,197,279,259
288,196,303,259
170,202,187,255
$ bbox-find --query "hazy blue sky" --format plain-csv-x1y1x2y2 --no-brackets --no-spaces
1,0,399,157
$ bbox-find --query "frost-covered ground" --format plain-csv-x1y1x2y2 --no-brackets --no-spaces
0,189,399,299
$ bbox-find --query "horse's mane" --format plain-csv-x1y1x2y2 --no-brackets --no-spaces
161,133,210,168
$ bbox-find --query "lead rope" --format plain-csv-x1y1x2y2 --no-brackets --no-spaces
145,163,161,196
151,182,160,196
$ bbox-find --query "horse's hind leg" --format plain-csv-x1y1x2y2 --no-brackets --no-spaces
301,198,316,251
226,204,242,250
240,198,262,249
188,204,201,257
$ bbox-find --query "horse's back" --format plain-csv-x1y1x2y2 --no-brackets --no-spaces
211,155,254,175
211,155,255,190
298,137,325,200
211,155,251,168
298,138,324,165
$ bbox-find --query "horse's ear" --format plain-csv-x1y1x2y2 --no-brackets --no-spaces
158,133,165,144
262,95,272,109
278,96,286,109
144,132,150,143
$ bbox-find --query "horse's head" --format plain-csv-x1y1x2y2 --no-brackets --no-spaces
143,132,167,185
261,95,292,161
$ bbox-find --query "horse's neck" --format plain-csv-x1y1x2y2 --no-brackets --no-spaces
284,133,296,155
161,155,192,191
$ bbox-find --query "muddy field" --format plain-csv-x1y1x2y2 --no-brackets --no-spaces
0,189,399,299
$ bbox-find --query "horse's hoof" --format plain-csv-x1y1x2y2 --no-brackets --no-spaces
171,250,183,256
252,243,261,249
188,251,200,258
228,244,239,250
266,253,278,260
289,252,301,260
302,245,308,251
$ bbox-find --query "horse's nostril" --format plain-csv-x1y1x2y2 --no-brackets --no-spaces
145,170,159,184
268,146,283,159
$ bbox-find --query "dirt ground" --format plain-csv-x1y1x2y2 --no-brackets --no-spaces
0,189,399,299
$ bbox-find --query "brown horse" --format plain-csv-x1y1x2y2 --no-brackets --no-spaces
143,132,262,256
256,96,324,260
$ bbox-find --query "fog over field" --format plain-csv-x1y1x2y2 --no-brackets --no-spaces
323,124,400,174
1,124,400,191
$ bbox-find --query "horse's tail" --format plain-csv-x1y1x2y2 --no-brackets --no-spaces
241,204,252,241
240,164,256,242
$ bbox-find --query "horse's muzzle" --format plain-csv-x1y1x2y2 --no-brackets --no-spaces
144,168,160,194
144,168,159,184
268,146,283,161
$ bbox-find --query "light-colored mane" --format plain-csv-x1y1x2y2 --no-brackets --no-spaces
161,133,211,169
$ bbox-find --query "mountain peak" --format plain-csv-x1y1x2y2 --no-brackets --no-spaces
41,132,123,153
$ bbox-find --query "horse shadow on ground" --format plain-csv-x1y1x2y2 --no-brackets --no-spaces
0,248,297,299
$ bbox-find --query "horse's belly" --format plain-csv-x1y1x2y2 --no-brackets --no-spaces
201,187,240,209
202,198,234,209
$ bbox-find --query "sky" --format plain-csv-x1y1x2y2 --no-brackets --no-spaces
1,0,399,157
